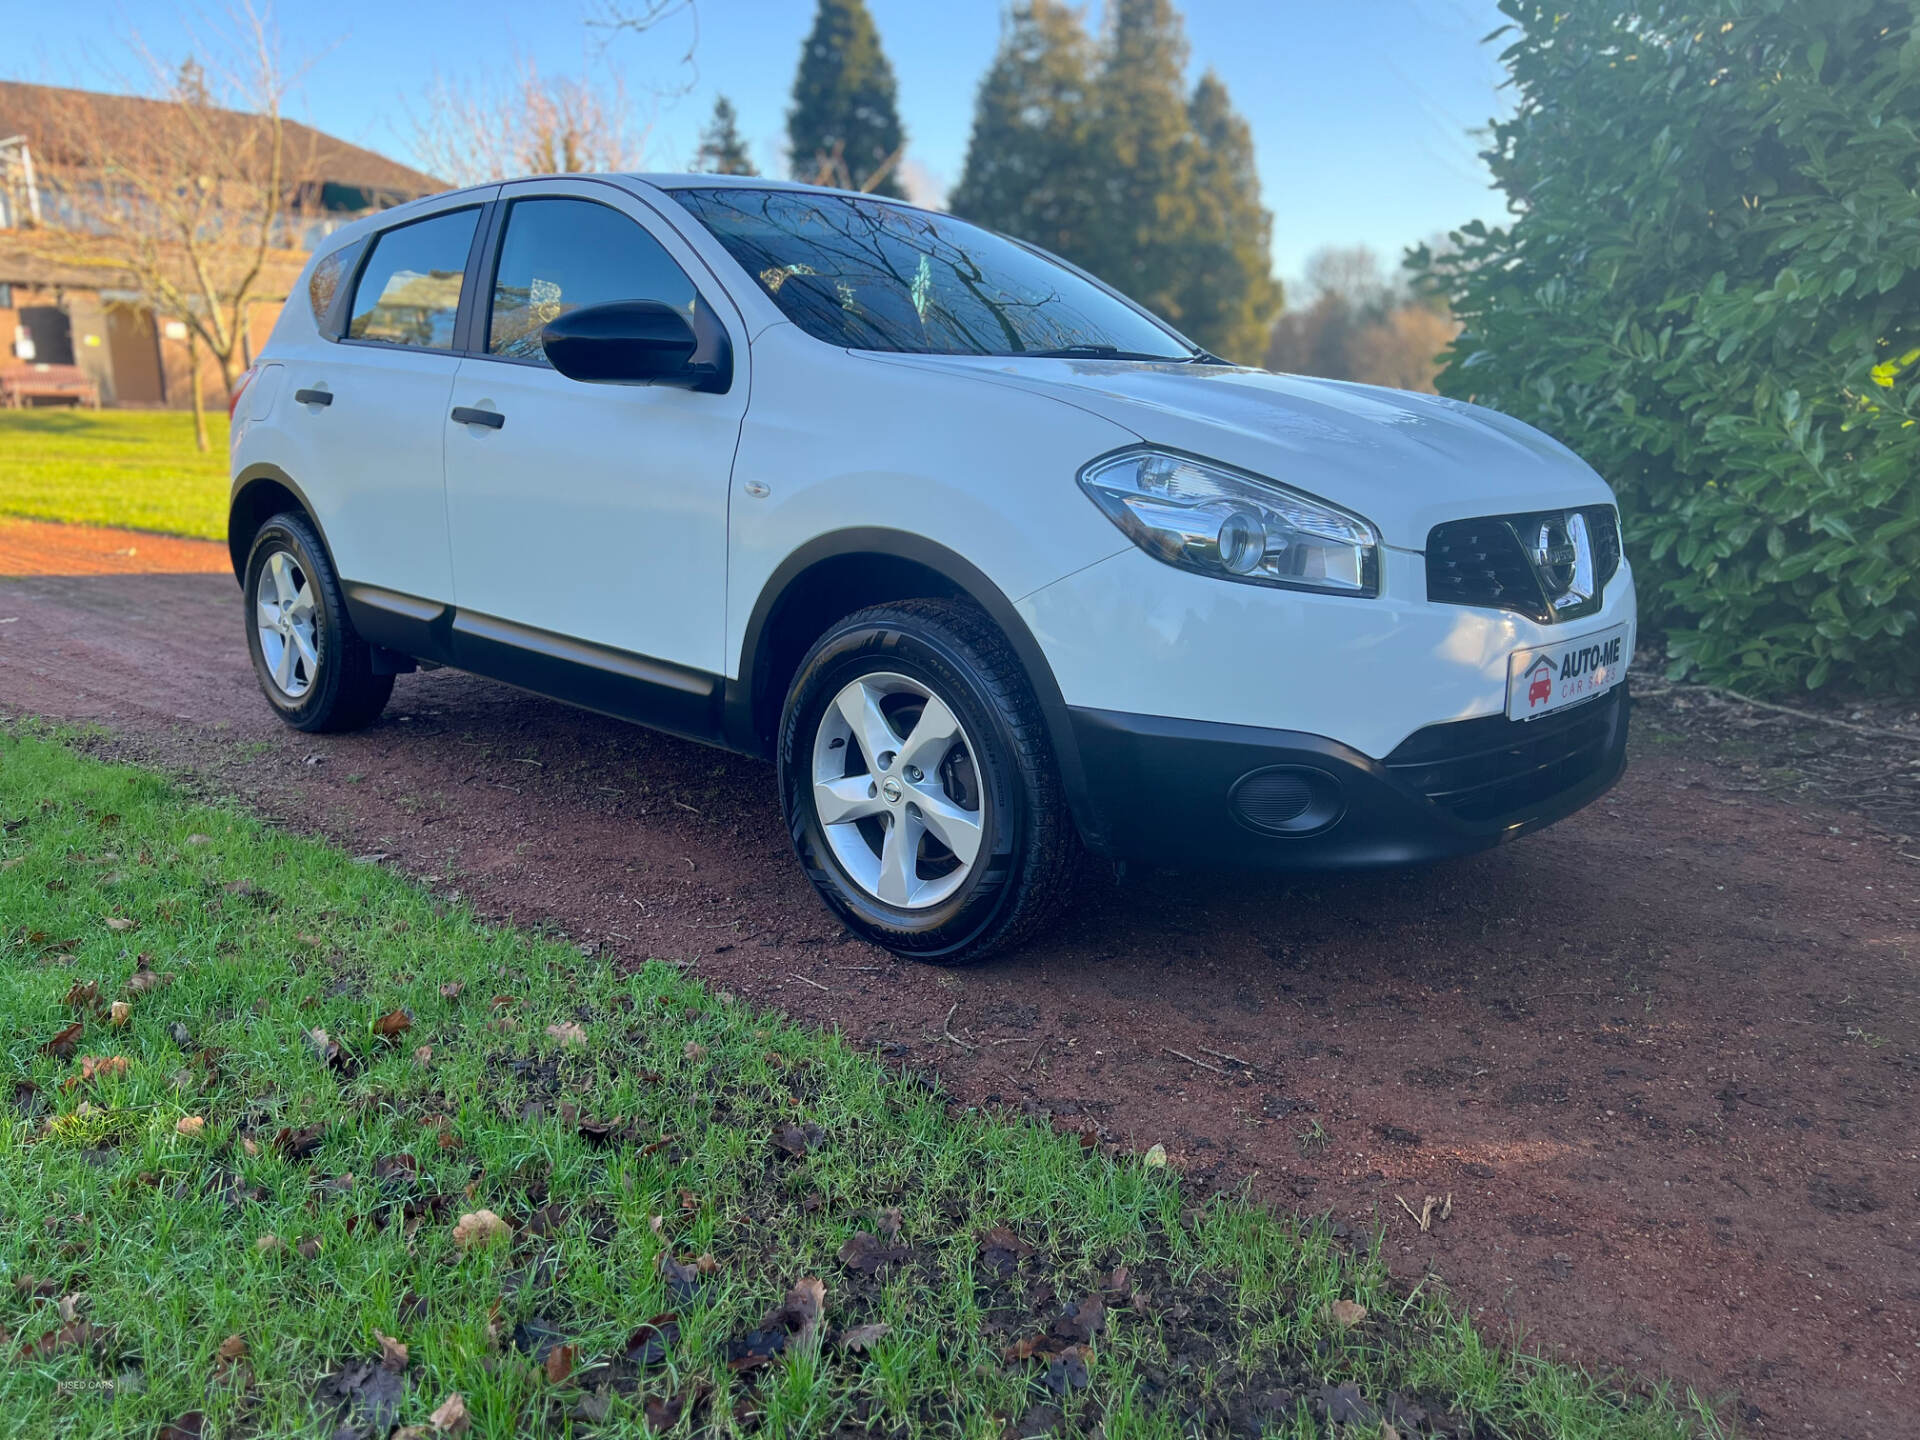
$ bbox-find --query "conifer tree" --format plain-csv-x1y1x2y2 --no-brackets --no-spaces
1079,0,1198,325
693,95,757,175
949,0,1094,259
786,0,907,197
1177,70,1281,362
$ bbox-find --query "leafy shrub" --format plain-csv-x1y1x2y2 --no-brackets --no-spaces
1415,0,1920,693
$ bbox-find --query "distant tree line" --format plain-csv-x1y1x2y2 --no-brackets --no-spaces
1266,246,1459,393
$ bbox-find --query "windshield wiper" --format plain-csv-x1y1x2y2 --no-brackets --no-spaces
1018,344,1182,361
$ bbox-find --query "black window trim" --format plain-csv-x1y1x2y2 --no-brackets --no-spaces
330,200,493,357
462,188,717,373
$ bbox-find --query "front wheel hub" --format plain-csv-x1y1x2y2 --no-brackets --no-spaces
809,672,987,910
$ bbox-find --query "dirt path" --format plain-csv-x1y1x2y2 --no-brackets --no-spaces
0,517,230,576
3,560,1916,1437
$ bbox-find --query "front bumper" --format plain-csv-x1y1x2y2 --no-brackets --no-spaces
1069,683,1630,869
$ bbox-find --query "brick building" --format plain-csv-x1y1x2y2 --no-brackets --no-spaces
0,80,441,407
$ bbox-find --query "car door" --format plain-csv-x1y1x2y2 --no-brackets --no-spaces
288,195,492,609
443,181,748,704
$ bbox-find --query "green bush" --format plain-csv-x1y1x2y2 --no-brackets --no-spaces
1415,0,1920,693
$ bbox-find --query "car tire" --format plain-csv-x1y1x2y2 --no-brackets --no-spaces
242,511,394,733
778,598,1077,964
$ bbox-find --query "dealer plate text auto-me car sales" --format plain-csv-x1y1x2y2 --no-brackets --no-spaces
225,174,1635,963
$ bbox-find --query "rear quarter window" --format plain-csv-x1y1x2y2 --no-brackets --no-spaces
306,238,364,337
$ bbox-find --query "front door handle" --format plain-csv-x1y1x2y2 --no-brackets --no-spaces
294,388,332,407
450,406,504,429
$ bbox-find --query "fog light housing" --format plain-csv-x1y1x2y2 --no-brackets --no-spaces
1229,766,1344,836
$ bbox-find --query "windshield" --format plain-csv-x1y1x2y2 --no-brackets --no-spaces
671,187,1196,360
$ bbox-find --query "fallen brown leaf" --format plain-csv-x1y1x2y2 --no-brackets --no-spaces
103,916,136,932
216,1334,247,1363
108,1001,131,1027
125,959,172,994
544,1343,576,1384
1329,1299,1368,1328
429,1392,470,1435
683,1041,708,1062
274,1124,325,1161
838,1322,890,1353
175,1115,206,1139
41,1021,82,1060
413,1045,433,1067
546,1021,588,1049
254,1234,284,1255
373,1008,412,1040
18,1319,95,1360
375,1330,409,1372
64,979,102,1012
836,1231,907,1274
156,1412,206,1440
452,1209,511,1249
771,1121,824,1158
74,1054,129,1084
439,982,464,1000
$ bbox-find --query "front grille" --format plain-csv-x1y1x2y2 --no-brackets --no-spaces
1426,506,1622,623
1385,686,1626,824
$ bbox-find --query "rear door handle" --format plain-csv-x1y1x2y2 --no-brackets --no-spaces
294,388,332,407
450,406,504,429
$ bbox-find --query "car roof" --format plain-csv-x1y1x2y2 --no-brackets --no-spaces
628,173,908,202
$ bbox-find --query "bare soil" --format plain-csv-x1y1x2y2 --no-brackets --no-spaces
2,558,1916,1438
0,517,230,577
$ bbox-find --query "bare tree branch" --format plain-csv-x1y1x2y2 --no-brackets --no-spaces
15,1,312,449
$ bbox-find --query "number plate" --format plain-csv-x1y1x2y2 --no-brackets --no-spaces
1507,624,1628,721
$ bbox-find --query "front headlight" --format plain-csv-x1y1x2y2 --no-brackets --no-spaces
1077,447,1380,597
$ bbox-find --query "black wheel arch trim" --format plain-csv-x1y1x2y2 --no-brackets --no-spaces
228,463,336,586
728,528,1105,851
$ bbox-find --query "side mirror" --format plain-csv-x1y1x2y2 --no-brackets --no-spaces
540,299,732,393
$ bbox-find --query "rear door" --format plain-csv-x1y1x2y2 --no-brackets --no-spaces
443,181,748,687
285,195,493,607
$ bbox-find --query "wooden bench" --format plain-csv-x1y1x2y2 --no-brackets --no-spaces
0,363,101,408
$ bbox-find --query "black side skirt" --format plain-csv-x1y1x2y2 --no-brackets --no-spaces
342,584,729,748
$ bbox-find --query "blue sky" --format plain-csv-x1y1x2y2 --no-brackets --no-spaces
7,0,1516,286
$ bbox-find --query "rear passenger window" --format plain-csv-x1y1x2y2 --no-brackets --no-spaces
347,209,479,350
488,198,698,365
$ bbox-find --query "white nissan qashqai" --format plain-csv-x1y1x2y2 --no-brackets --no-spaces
229,175,1635,963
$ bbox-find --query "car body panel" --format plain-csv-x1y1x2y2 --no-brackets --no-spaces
851,353,1613,550
1018,544,1637,760
722,322,1137,683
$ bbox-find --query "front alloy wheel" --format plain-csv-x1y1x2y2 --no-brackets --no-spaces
811,671,987,910
780,599,1077,964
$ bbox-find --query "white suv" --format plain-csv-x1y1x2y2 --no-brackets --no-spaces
229,175,1634,962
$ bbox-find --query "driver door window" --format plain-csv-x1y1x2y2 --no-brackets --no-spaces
487,198,699,363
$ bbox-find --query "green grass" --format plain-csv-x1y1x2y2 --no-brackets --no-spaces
0,410,228,540
0,728,1725,1438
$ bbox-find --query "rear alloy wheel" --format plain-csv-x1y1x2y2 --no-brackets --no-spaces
779,599,1076,963
243,512,394,733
